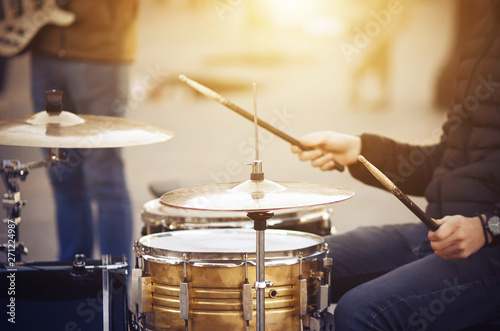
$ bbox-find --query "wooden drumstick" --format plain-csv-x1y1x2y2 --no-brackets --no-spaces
178,74,345,172
358,155,439,231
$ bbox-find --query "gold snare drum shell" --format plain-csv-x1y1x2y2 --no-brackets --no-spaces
135,229,328,331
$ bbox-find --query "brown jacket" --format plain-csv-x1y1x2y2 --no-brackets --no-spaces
31,0,138,63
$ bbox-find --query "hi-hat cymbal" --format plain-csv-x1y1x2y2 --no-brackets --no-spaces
0,110,173,148
159,179,354,212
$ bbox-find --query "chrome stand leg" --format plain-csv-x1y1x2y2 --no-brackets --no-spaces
247,212,274,331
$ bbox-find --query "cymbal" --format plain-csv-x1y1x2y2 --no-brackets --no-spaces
0,110,173,148
159,179,354,212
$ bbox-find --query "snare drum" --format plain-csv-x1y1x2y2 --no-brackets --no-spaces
135,229,328,331
141,198,334,236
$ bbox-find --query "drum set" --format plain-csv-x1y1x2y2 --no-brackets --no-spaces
0,85,355,331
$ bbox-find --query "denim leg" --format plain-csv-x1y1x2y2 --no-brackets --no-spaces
31,55,133,262
68,61,133,262
326,224,500,330
83,148,132,261
32,55,94,261
326,223,430,301
48,149,94,261
31,55,73,112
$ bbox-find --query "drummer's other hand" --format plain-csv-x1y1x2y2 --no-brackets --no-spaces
428,215,486,260
291,131,361,171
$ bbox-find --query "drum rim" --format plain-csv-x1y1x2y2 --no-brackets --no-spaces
140,199,333,227
135,229,327,263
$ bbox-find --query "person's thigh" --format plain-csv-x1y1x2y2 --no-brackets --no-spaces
62,61,133,260
326,223,430,300
333,245,500,331
64,60,130,117
31,55,75,112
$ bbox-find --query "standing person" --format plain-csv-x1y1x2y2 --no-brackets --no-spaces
30,1,139,262
292,1,500,330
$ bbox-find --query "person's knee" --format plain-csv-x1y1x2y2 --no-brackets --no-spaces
335,286,415,331
334,286,398,330
334,288,372,330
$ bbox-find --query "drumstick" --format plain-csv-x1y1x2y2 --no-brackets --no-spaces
178,74,345,172
358,155,439,231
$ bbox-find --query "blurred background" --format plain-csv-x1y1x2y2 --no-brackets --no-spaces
0,0,462,262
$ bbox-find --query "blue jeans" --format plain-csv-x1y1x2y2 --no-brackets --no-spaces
326,223,500,330
31,54,133,262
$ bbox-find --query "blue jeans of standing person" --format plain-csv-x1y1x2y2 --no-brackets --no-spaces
31,54,133,263
326,223,500,330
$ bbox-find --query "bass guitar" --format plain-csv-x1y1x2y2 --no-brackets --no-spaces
0,0,75,57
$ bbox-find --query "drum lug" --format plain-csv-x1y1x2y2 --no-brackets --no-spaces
299,278,308,316
180,282,189,320
242,283,253,321
242,253,253,323
298,252,308,317
139,276,153,313
180,253,190,324
319,256,333,311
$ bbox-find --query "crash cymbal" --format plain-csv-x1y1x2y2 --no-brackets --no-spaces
0,110,173,148
159,179,354,212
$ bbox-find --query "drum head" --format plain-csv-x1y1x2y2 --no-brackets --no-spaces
136,229,326,263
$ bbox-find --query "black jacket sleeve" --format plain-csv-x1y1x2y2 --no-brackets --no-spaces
348,133,446,196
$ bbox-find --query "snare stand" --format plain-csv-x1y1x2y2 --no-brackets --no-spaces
246,210,274,331
0,149,65,262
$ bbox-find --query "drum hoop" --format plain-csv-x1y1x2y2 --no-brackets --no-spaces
139,248,327,267
141,200,332,227
135,229,326,263
162,220,256,230
158,209,332,230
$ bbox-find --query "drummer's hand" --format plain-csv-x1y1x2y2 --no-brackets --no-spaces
290,131,361,171
428,215,488,260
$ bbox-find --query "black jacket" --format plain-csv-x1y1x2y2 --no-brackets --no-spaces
348,2,500,220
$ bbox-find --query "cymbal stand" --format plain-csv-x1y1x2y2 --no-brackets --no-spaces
247,209,274,331
1,148,66,262
245,83,275,331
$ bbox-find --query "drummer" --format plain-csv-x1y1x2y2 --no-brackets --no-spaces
291,3,500,330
